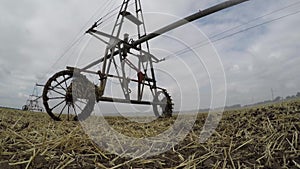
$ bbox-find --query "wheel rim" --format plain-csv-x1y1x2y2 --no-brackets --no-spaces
153,90,173,117
43,70,95,121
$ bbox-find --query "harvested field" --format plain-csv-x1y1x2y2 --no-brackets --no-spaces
0,100,299,168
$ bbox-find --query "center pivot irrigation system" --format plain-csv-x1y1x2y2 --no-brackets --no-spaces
42,0,249,121
23,84,44,112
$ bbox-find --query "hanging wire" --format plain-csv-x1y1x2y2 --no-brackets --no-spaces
51,1,300,70
51,35,85,68
51,0,136,70
100,2,135,25
73,1,136,70
207,1,300,41
81,1,300,66
51,0,116,68
164,2,300,59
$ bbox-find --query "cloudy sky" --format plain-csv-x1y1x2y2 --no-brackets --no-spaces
1,0,300,111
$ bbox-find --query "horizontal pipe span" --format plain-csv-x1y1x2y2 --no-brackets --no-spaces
133,0,249,45
82,0,249,70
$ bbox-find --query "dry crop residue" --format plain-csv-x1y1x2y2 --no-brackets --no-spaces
0,100,299,168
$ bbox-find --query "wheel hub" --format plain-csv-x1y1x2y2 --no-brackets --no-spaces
65,85,73,104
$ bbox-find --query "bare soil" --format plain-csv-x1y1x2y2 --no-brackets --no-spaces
0,100,299,168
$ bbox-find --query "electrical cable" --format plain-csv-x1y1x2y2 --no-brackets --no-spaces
51,0,137,69
207,1,300,41
51,35,85,68
211,9,300,44
51,0,116,68
72,1,136,69
100,2,135,25
164,5,300,59
52,1,300,69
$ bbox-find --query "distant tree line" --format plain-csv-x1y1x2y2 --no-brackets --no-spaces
232,92,300,109
286,92,300,100
176,92,300,113
0,106,20,111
